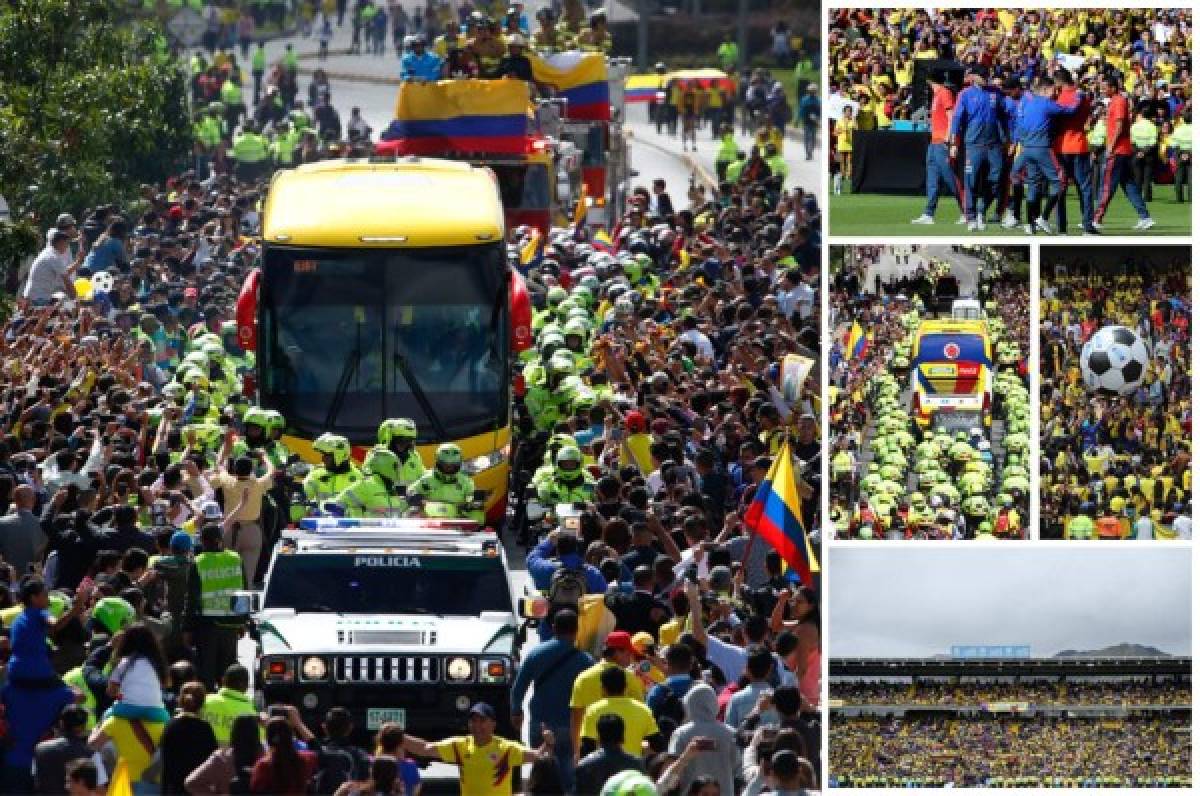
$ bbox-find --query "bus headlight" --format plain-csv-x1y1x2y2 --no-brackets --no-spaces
466,450,507,475
300,656,329,682
445,656,475,682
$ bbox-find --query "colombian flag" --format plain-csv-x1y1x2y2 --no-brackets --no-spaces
744,442,818,587
844,321,867,361
519,229,543,272
379,79,529,155
531,51,611,122
625,73,662,103
591,229,615,254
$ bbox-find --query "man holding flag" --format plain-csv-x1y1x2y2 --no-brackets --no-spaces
742,441,819,589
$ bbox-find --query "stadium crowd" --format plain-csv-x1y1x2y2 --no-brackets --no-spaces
0,54,824,795
830,714,1191,788
826,8,1192,233
828,246,1030,540
831,679,1192,706
1039,253,1192,539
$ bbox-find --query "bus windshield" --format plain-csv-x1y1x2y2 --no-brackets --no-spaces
260,244,509,444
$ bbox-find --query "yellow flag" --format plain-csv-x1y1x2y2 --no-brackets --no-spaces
109,759,133,796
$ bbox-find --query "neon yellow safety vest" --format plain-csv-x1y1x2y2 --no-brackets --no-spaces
220,80,243,106
63,667,98,730
232,133,270,163
1130,118,1159,149
200,688,257,745
194,550,244,617
1171,121,1191,152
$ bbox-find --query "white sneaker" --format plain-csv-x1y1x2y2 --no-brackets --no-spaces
1001,213,1018,228
956,215,968,225
974,218,986,232
1134,217,1156,230
1035,218,1056,235
1023,223,1035,235
1092,221,1104,230
911,215,935,225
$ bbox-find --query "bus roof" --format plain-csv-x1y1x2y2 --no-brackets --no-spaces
262,159,505,249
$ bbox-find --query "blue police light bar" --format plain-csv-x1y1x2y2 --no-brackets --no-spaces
296,517,489,534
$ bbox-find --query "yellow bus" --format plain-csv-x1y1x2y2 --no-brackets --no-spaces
243,159,529,524
910,319,994,431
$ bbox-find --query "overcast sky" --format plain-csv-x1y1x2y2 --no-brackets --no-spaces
830,548,1191,658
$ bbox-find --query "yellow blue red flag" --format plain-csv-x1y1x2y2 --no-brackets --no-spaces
624,73,662,103
591,228,615,254
844,321,867,360
743,442,818,586
530,51,611,121
519,229,543,272
379,79,529,155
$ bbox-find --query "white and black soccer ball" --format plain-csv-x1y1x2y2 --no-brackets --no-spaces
1079,325,1150,397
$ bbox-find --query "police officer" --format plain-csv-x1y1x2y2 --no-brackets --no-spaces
335,447,408,518
231,121,270,182
378,418,427,487
232,408,289,470
303,433,362,507
536,445,595,506
409,443,481,520
183,523,245,688
524,354,578,433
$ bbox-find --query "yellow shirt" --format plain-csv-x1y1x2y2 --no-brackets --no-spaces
208,470,274,523
99,716,165,781
619,433,655,475
435,736,527,796
658,617,685,648
835,118,856,152
570,662,645,712
580,697,659,756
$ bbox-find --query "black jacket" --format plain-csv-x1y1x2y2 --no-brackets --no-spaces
574,746,645,796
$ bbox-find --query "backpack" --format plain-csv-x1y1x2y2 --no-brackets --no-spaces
309,745,358,795
546,564,587,614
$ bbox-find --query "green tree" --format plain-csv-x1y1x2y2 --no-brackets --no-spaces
0,0,192,227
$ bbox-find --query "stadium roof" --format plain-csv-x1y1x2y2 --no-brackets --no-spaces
831,657,1192,677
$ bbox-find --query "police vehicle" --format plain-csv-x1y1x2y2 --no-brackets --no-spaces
238,518,534,737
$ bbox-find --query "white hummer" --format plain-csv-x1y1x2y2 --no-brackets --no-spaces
239,518,533,738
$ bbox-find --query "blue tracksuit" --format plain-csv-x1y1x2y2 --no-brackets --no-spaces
1013,92,1080,202
951,84,1008,219
999,95,1022,214
922,142,962,216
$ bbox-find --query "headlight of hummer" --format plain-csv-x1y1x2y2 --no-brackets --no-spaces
445,656,475,682
300,656,329,682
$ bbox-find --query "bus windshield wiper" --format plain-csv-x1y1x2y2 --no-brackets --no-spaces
393,349,448,440
323,344,362,432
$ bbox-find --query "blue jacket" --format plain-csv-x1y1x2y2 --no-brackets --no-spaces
1015,91,1081,148
400,51,443,81
526,539,608,593
951,84,1008,146
1003,96,1020,142
509,637,593,731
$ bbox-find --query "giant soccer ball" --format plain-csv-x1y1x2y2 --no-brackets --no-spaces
1079,325,1150,396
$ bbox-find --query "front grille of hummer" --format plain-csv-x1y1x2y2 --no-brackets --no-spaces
335,656,440,683
337,629,432,646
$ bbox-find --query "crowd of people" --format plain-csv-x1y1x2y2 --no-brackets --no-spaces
829,714,1192,788
831,679,1192,706
1039,253,1192,540
827,8,1192,233
0,30,827,789
828,245,1031,540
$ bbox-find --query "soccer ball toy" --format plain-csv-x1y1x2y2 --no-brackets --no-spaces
1079,325,1150,397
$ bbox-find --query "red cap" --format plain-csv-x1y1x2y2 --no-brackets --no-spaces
168,205,184,220
604,631,636,654
624,410,646,432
